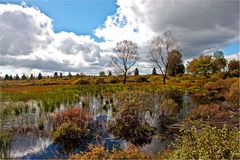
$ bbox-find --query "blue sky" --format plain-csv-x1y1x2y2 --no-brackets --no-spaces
1,0,117,41
222,43,239,55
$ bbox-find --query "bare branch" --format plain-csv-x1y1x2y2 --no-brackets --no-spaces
148,31,178,84
111,40,139,84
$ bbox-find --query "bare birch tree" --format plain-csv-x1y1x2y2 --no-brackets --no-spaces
148,31,178,85
111,40,138,84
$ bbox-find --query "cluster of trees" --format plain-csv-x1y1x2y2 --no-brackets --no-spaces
187,51,224,75
110,31,239,84
187,51,239,76
98,67,157,77
110,31,185,84
3,72,83,80
4,73,42,80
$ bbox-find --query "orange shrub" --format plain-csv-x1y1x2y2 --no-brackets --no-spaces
51,107,93,131
69,144,150,159
225,80,240,105
190,104,221,120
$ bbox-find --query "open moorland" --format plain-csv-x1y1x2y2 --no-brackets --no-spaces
0,68,239,159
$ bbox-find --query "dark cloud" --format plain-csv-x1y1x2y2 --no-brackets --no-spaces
131,0,239,58
97,0,239,59
0,55,107,73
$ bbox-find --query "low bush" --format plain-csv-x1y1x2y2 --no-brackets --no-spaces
190,104,221,120
225,80,239,105
113,107,156,146
228,70,239,77
50,108,93,152
109,78,120,84
204,78,238,91
212,72,228,79
160,98,178,116
0,131,13,159
167,125,240,159
51,107,93,131
95,78,106,84
188,103,239,127
52,123,83,152
158,86,183,108
113,92,156,146
76,79,90,85
136,76,148,83
209,76,221,82
69,144,151,159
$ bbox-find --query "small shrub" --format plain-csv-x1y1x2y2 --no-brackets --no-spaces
76,79,90,85
136,76,148,83
109,78,120,84
209,76,221,82
172,78,181,83
188,103,239,127
113,106,156,146
0,131,13,159
226,80,240,105
190,104,221,120
204,78,238,91
158,86,183,107
168,125,240,159
51,108,93,132
52,123,82,152
69,144,151,159
160,98,178,116
213,72,228,79
96,78,106,84
228,70,239,77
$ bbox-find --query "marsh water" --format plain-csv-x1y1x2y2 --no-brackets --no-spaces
0,92,195,159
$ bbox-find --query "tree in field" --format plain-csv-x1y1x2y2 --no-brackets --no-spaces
187,55,212,76
15,74,20,80
60,72,63,78
167,50,184,76
134,68,139,76
111,40,138,84
4,74,9,80
68,72,72,77
148,31,178,84
21,74,27,80
9,75,13,80
30,74,34,80
54,72,58,78
186,58,198,74
38,73,43,80
152,67,157,75
99,71,105,77
176,64,185,74
228,60,240,72
212,51,227,73
108,71,112,76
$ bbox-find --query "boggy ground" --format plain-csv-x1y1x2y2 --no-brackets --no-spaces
0,73,239,159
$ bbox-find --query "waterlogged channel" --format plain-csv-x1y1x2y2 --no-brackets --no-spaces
0,95,117,159
0,92,195,159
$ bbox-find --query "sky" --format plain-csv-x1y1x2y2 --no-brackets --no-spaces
0,0,239,76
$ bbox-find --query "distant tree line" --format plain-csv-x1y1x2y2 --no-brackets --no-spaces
2,31,239,84
2,72,84,80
